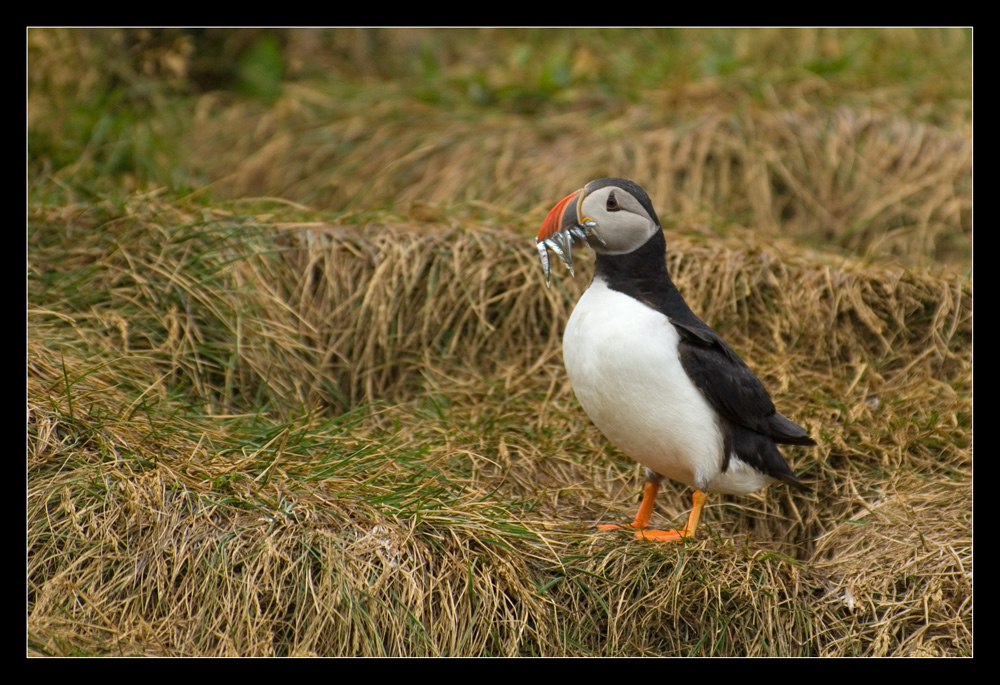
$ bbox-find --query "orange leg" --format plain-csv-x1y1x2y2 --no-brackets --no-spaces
599,484,708,542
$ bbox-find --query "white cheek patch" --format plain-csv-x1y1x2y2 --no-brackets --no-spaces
581,191,657,255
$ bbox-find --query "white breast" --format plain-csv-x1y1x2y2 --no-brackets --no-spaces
563,277,771,495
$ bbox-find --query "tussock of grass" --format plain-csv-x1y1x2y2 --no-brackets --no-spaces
28,197,970,656
186,100,970,268
28,27,971,657
30,29,971,268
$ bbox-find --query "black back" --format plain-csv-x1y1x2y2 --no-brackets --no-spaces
595,230,814,490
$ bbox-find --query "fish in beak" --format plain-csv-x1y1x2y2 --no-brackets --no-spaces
536,188,604,286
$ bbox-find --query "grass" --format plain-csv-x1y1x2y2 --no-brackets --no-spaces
28,198,970,656
28,28,971,657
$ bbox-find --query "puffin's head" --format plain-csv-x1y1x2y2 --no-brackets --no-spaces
536,178,661,284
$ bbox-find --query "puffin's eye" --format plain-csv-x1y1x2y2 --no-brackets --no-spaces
606,192,620,212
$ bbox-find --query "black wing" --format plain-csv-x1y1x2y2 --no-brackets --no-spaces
672,318,814,490
590,240,814,488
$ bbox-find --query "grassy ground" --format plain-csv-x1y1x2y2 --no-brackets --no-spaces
28,28,971,657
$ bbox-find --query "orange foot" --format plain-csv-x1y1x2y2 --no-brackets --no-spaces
598,484,708,542
597,522,687,541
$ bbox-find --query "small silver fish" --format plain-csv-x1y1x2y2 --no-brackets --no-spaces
536,220,602,286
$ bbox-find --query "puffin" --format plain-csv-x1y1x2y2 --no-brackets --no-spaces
536,178,814,541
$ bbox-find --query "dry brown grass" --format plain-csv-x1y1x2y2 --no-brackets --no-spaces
28,195,970,656
28,27,971,657
186,95,970,268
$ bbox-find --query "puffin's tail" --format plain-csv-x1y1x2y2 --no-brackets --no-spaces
731,422,813,493
768,412,817,447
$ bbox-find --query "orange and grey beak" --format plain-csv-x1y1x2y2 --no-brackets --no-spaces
538,189,585,245
536,189,603,286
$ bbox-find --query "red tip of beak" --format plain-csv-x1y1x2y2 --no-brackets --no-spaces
538,191,579,242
